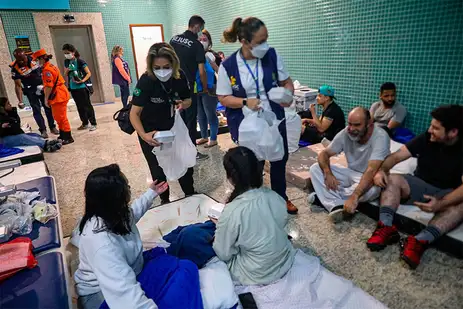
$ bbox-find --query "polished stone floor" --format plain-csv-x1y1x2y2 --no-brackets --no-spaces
21,102,462,309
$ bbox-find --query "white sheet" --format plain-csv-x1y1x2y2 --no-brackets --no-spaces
235,250,387,309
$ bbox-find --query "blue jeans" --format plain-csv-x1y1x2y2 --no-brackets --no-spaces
197,93,218,141
26,92,55,132
2,133,45,149
119,84,130,108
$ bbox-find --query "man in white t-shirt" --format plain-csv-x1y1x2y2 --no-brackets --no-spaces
309,107,391,223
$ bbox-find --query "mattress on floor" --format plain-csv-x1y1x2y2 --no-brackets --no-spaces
0,146,43,165
0,161,48,186
137,194,223,248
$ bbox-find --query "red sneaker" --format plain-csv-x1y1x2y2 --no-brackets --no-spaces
400,236,428,269
366,222,400,251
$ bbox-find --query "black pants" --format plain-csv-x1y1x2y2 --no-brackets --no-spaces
119,83,130,108
301,126,323,144
180,89,198,146
139,135,195,202
71,88,97,126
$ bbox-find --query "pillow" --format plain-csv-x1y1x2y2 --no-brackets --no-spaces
390,140,417,175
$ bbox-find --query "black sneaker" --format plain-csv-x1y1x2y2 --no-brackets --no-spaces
196,152,209,161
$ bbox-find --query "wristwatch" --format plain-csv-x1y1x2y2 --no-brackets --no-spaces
242,99,247,106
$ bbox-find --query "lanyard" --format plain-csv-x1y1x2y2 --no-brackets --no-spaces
241,54,260,99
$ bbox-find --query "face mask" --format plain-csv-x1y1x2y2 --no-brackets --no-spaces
251,42,269,59
154,68,173,82
64,54,73,60
201,41,209,51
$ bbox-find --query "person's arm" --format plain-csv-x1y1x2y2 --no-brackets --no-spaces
43,86,52,107
198,63,208,93
175,72,192,109
414,181,463,213
91,245,158,309
381,146,412,174
212,210,240,262
275,51,293,107
14,79,23,104
216,65,259,110
79,66,92,83
115,57,131,82
130,105,159,147
307,104,333,133
318,148,337,177
387,105,407,130
206,52,219,73
130,189,159,223
369,102,379,121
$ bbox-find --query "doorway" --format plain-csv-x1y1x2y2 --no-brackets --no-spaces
50,26,103,103
129,24,164,79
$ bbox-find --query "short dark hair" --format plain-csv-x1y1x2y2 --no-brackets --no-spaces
430,105,463,136
223,146,263,203
380,82,396,93
188,15,205,28
79,164,132,236
62,43,81,58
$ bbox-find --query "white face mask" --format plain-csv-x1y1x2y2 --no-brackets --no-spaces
251,42,269,59
64,54,73,60
201,41,209,51
154,68,173,82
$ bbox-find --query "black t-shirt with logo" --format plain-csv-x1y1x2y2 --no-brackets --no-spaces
170,30,205,86
10,56,42,90
132,71,190,132
406,132,463,189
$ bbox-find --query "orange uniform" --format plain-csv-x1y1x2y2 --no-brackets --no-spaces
41,61,71,132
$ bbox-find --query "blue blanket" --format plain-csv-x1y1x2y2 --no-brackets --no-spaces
163,221,216,268
0,145,24,158
100,247,203,309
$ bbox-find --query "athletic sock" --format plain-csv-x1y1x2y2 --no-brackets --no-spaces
415,225,442,243
379,206,396,226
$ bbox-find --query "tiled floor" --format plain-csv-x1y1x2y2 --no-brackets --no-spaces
22,102,463,309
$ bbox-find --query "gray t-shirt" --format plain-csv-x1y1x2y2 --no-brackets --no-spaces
327,127,391,173
370,101,407,126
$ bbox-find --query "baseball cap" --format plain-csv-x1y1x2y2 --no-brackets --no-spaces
32,48,49,60
318,85,335,98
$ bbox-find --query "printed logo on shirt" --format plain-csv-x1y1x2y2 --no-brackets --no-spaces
133,88,141,96
171,35,194,48
45,72,52,77
150,97,165,104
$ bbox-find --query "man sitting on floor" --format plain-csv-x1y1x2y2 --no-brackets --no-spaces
309,107,390,223
370,82,407,136
367,105,463,269
299,85,345,144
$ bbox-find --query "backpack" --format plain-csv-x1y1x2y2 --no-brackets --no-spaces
113,104,135,135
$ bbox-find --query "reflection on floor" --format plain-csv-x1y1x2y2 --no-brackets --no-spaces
22,102,463,309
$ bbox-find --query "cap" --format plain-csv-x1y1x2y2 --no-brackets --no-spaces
32,49,49,60
318,85,335,97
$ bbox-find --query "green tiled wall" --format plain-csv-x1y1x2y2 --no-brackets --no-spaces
0,0,170,97
168,0,463,134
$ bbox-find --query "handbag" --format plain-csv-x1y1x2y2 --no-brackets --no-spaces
113,104,135,135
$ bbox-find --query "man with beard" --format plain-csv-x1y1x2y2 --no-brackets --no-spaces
309,107,390,223
369,82,407,135
367,105,463,269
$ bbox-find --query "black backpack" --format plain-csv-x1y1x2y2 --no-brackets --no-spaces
113,104,135,135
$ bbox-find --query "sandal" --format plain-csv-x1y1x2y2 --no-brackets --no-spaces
196,138,208,145
204,141,218,148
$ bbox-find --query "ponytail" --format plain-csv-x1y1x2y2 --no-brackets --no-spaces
222,17,265,44
223,147,263,203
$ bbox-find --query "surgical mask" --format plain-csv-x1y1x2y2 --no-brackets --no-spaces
201,41,209,51
64,54,73,60
251,42,269,59
154,68,173,82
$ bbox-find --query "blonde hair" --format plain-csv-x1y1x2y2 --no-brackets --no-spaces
146,42,181,79
111,45,123,58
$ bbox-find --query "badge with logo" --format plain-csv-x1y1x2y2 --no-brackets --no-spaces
133,88,141,97
45,72,52,77
230,76,240,91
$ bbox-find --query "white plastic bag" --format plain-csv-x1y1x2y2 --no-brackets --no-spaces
285,109,302,153
239,108,285,162
153,110,197,180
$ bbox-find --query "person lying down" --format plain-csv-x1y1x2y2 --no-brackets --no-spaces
212,146,387,309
